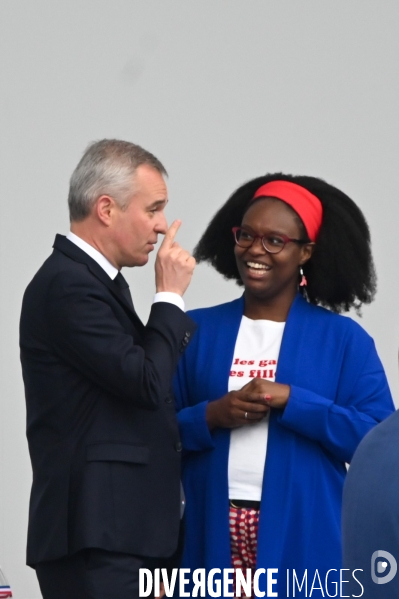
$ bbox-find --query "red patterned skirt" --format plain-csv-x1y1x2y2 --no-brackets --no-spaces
229,506,260,598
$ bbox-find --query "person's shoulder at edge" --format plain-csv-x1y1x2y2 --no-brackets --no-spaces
349,408,399,463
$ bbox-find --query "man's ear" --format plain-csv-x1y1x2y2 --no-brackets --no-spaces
299,242,315,266
95,195,115,226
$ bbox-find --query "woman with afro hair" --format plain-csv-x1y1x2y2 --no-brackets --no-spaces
173,174,394,598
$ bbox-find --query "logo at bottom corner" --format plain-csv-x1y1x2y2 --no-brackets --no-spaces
371,550,398,585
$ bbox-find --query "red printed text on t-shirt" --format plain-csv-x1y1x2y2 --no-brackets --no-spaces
229,357,277,379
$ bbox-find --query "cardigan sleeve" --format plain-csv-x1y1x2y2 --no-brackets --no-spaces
174,357,215,452
277,340,394,463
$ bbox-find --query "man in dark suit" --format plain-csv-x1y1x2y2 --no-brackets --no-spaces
20,139,197,599
342,408,399,598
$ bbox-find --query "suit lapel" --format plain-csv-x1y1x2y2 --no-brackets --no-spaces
53,235,145,333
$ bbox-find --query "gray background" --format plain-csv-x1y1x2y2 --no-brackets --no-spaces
1,1,398,597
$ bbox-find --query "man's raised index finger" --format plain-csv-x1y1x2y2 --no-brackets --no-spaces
160,220,182,248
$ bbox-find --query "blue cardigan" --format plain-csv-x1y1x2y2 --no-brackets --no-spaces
174,294,394,597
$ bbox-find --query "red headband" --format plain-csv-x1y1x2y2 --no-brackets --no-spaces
252,181,323,242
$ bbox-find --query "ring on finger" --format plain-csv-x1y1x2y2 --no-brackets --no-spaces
244,412,248,419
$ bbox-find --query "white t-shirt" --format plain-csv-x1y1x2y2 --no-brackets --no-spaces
228,316,285,501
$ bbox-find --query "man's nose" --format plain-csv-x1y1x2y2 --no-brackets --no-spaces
155,212,168,235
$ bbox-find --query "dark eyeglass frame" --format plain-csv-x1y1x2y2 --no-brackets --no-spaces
232,226,309,254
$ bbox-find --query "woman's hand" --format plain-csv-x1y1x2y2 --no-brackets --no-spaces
243,378,291,410
206,378,290,430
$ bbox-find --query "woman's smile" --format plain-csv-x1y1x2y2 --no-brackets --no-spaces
245,260,272,277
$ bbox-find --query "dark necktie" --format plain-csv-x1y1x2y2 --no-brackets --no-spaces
114,272,134,310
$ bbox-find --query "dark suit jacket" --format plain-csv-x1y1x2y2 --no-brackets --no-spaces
342,409,399,597
20,235,196,567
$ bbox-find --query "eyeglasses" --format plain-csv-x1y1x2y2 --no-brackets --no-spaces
232,226,308,254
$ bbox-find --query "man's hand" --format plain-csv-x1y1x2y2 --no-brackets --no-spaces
155,220,196,296
206,378,291,430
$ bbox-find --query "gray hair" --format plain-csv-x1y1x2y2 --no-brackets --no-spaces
68,139,167,222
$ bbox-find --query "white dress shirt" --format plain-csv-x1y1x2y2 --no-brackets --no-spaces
66,232,185,311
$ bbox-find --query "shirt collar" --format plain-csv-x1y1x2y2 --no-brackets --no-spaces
66,232,119,280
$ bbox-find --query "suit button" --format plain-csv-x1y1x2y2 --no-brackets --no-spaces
174,441,182,452
165,395,173,404
185,331,191,338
